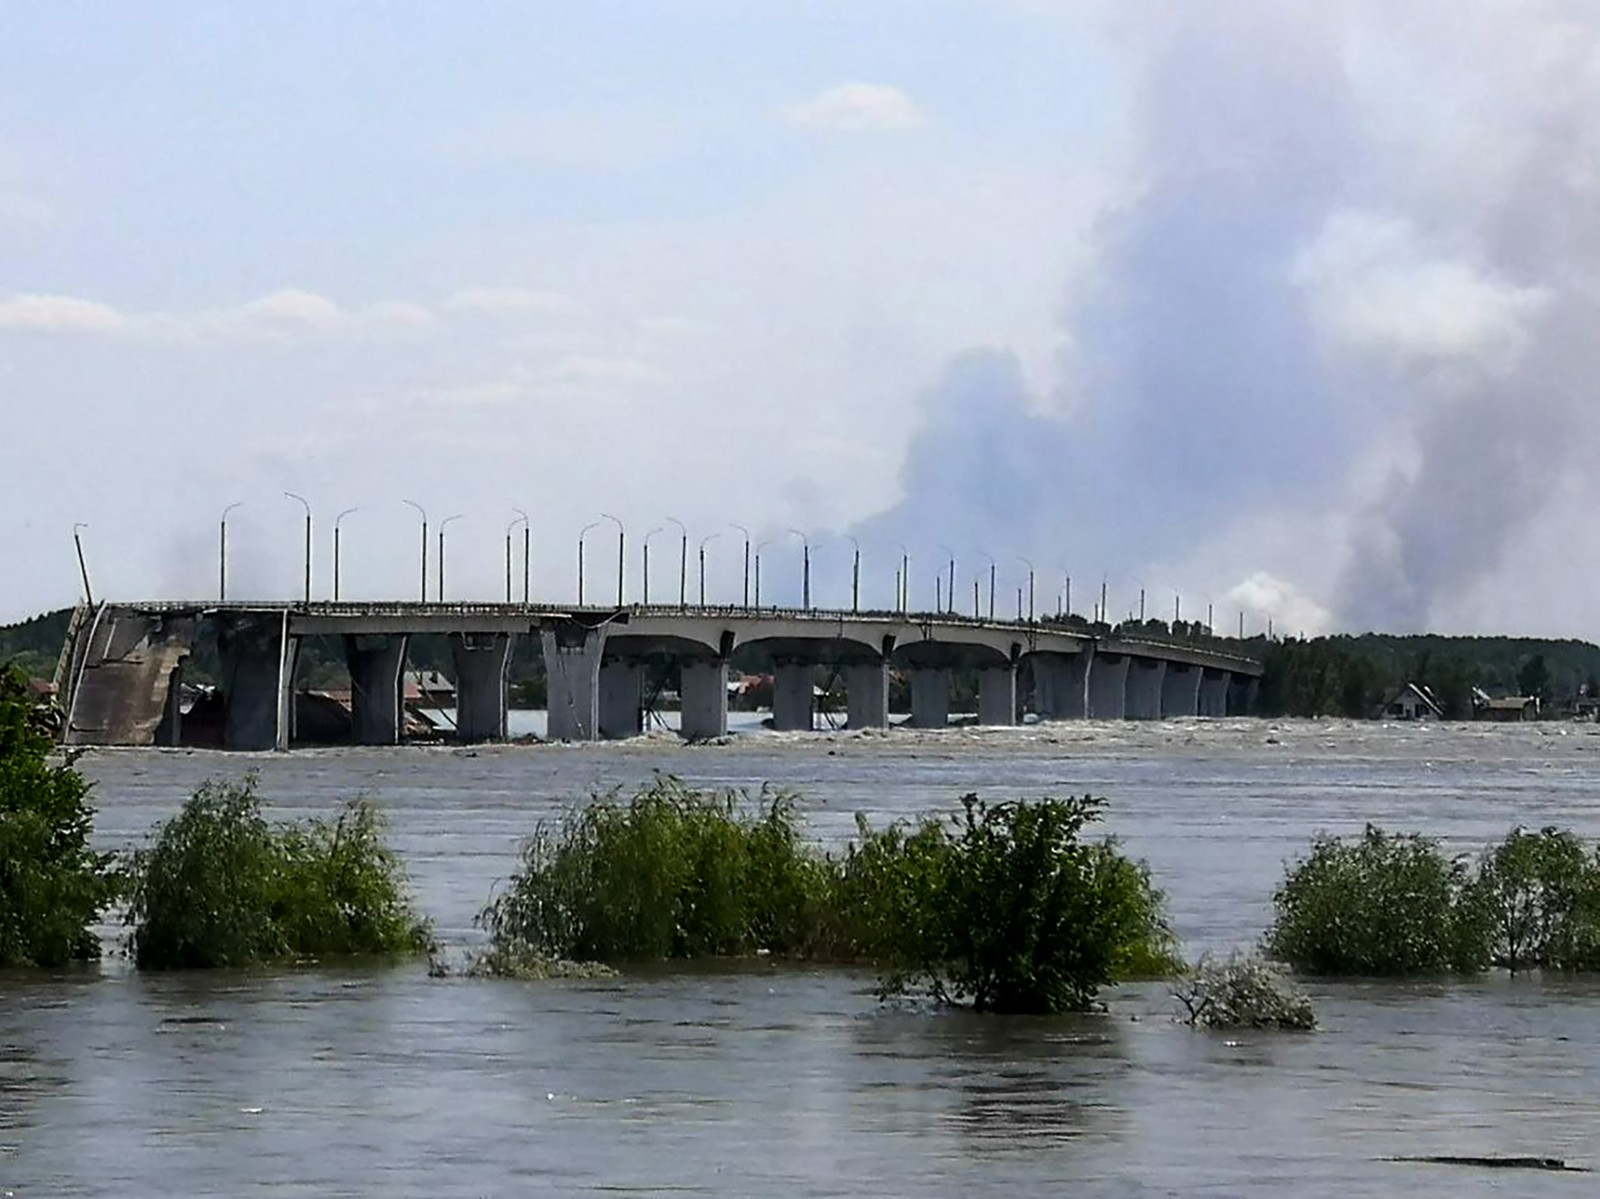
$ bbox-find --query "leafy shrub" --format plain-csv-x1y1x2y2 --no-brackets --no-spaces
0,666,119,967
126,776,431,969
483,780,1178,1014
478,774,834,961
859,793,1181,1013
1266,825,1488,976
1174,953,1316,1030
1469,827,1600,973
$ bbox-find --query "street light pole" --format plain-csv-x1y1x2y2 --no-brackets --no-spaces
788,529,810,610
504,513,523,603
600,513,625,606
939,546,956,615
1017,557,1035,623
754,540,773,608
978,553,996,620
284,492,312,602
514,508,530,603
844,535,860,613
72,523,93,606
730,524,751,611
666,517,688,610
403,500,428,601
577,521,599,606
437,514,462,602
642,527,663,605
219,501,242,601
333,507,358,602
698,533,720,606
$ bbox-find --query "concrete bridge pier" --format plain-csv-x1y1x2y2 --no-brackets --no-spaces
977,665,1017,726
217,612,297,751
1127,659,1166,720
1160,662,1203,718
1087,653,1128,720
1030,652,1089,720
846,663,890,729
908,667,951,728
541,619,608,741
451,632,511,742
598,657,645,739
680,660,729,740
345,633,409,745
1200,668,1231,717
772,661,814,732
1227,675,1260,716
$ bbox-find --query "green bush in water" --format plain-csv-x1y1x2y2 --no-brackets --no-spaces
1469,827,1600,974
126,776,431,969
852,793,1182,1013
478,774,834,962
1266,825,1488,976
0,666,120,967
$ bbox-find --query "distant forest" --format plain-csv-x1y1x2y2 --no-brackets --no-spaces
1256,634,1600,718
5,607,1598,720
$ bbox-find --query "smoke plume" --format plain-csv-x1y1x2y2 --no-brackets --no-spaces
855,1,1600,634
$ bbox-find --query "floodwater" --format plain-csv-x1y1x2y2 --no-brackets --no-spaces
7,718,1600,1196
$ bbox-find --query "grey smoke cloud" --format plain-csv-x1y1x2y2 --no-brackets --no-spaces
857,1,1600,634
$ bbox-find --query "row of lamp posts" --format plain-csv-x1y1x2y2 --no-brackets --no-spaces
213,499,1221,634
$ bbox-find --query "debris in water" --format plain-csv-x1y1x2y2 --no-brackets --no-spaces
1388,1155,1587,1172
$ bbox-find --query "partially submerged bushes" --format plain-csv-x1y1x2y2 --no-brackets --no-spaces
0,666,120,967
1268,823,1600,977
478,776,833,962
1267,825,1486,976
126,776,431,969
479,776,1178,1013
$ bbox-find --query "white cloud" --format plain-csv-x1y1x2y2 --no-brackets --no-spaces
444,287,577,316
242,289,347,328
0,293,126,333
1294,216,1547,377
784,83,926,131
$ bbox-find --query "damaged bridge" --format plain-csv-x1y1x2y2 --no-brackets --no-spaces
55,600,1264,750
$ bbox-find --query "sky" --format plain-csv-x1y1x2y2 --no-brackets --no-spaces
3,1,1598,638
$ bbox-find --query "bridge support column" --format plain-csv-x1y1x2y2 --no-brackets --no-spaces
598,658,645,739
1127,659,1166,720
977,665,1017,726
345,633,409,745
217,612,297,751
1030,653,1089,720
772,661,814,732
846,663,890,730
1200,668,1230,717
1160,662,1203,718
1087,653,1128,720
909,668,951,728
451,632,511,742
541,619,608,741
680,660,728,740
1227,675,1259,716
155,658,185,747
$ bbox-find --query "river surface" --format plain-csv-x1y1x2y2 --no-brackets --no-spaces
7,717,1600,1195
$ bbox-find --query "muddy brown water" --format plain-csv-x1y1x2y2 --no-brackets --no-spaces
6,718,1600,1196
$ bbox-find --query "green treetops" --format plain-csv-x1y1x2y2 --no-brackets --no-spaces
0,666,119,967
